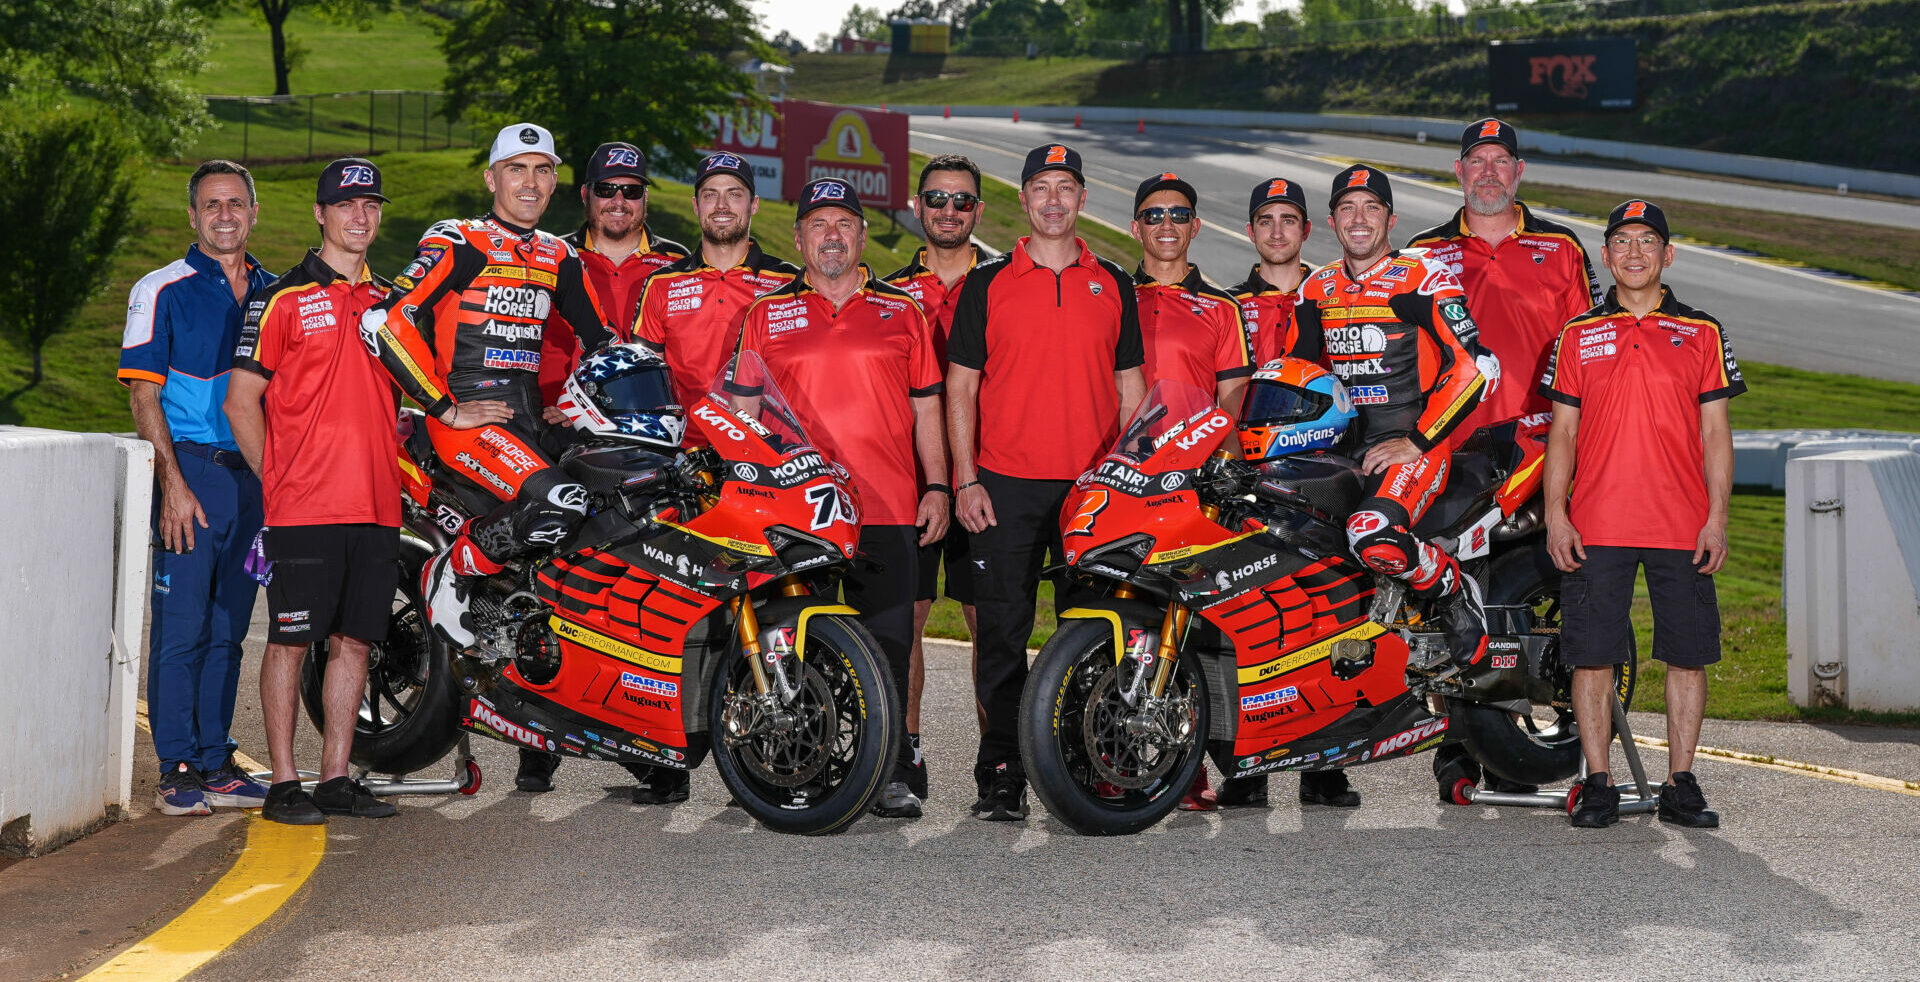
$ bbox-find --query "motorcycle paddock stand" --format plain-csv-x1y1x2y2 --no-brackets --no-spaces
250,734,485,798
1461,693,1659,817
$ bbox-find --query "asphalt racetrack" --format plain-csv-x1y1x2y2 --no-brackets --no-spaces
907,116,1920,384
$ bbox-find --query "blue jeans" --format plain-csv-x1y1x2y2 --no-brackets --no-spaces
148,451,262,772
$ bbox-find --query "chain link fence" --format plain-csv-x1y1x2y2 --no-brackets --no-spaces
186,91,480,163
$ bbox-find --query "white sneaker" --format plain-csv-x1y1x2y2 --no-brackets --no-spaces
422,549,477,649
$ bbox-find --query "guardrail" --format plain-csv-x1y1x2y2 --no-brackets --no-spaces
0,429,152,856
890,104,1920,199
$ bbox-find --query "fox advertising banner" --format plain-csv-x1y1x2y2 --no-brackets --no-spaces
780,100,909,211
1488,39,1637,113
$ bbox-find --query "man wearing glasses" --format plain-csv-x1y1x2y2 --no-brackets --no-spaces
537,142,688,408
886,153,989,805
1540,199,1740,830
947,143,1146,821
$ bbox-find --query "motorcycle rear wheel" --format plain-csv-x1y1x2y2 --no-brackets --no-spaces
1021,620,1210,836
300,537,461,776
707,612,895,835
1452,546,1636,787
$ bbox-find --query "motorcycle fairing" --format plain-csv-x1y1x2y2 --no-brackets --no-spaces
461,688,701,771
1214,693,1444,779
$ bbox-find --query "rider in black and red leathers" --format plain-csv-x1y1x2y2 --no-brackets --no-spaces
360,123,616,649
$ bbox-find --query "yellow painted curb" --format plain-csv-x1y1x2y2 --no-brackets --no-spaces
81,816,326,980
1633,735,1920,798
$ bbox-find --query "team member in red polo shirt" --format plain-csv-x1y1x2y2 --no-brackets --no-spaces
1541,199,1741,830
1294,165,1493,671
225,158,402,825
1232,177,1319,367
538,142,688,407
947,142,1146,821
633,152,798,442
738,177,949,820
1408,118,1599,432
886,153,988,803
1130,171,1253,414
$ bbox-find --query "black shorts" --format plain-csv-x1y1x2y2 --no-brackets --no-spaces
1560,544,1721,668
914,518,974,605
265,524,401,644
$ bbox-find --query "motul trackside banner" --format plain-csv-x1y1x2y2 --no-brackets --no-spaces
1488,38,1637,113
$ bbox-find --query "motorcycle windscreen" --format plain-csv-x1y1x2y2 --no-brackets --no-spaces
1107,378,1233,470
711,349,815,455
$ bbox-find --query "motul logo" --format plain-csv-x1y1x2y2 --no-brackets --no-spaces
1529,55,1599,99
1373,718,1447,757
471,700,550,750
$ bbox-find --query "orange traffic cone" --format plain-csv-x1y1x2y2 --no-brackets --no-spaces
1137,118,1145,133
1074,112,1082,128
1013,108,1020,123
944,105,951,119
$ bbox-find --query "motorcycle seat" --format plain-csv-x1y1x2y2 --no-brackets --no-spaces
1410,425,1526,539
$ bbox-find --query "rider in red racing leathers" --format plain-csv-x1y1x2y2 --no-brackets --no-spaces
1291,165,1501,668
360,123,616,650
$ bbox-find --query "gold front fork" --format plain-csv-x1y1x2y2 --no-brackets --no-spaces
733,596,770,695
1147,499,1219,698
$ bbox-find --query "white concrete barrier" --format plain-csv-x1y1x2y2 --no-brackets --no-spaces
1734,429,1920,491
889,104,1920,198
0,428,153,855
1785,450,1920,712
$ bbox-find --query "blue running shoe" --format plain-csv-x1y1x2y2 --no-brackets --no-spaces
201,755,269,809
156,762,212,816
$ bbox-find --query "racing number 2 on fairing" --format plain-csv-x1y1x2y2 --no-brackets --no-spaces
1066,488,1111,537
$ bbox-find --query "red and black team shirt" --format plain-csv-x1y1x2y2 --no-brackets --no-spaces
539,224,688,405
736,267,944,526
884,243,985,365
633,238,799,431
234,249,401,528
1539,287,1745,551
1408,203,1600,430
1133,263,1253,396
1230,262,1317,367
947,236,1145,481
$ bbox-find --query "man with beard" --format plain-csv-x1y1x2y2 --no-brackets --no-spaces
633,152,799,451
737,178,949,819
621,153,797,805
1406,118,1600,801
947,143,1146,821
1292,165,1494,672
884,153,988,803
536,142,688,408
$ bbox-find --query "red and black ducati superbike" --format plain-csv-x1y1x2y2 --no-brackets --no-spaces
300,353,896,834
1021,381,1633,835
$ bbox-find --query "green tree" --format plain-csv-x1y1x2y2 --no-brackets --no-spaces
0,0,212,155
839,3,888,38
441,0,772,177
0,110,137,385
207,0,395,97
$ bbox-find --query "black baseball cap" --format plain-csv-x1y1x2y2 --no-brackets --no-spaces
1134,171,1197,212
1021,143,1083,184
1247,177,1308,222
584,142,650,185
1604,199,1670,243
1329,164,1393,213
1460,117,1521,158
694,152,755,196
316,157,388,205
795,178,864,221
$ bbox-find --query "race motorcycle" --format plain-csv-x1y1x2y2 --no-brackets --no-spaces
1020,378,1633,835
299,351,897,834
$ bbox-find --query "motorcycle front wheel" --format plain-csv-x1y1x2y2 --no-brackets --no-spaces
1021,619,1210,836
707,612,896,835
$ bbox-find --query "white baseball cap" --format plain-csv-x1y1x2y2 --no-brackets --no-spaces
488,123,562,167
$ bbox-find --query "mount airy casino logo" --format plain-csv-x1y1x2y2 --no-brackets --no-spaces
805,111,891,202
1529,53,1599,99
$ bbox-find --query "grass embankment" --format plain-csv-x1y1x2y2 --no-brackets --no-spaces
786,53,1122,108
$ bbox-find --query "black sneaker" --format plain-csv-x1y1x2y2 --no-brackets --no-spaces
970,763,1028,822
1217,774,1270,809
516,749,560,793
630,765,691,805
1299,768,1361,808
1570,772,1619,829
312,776,398,818
261,780,326,826
870,780,924,819
903,733,929,802
1658,771,1720,828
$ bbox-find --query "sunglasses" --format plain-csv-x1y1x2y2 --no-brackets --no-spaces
918,190,979,212
591,182,646,200
1136,206,1194,226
